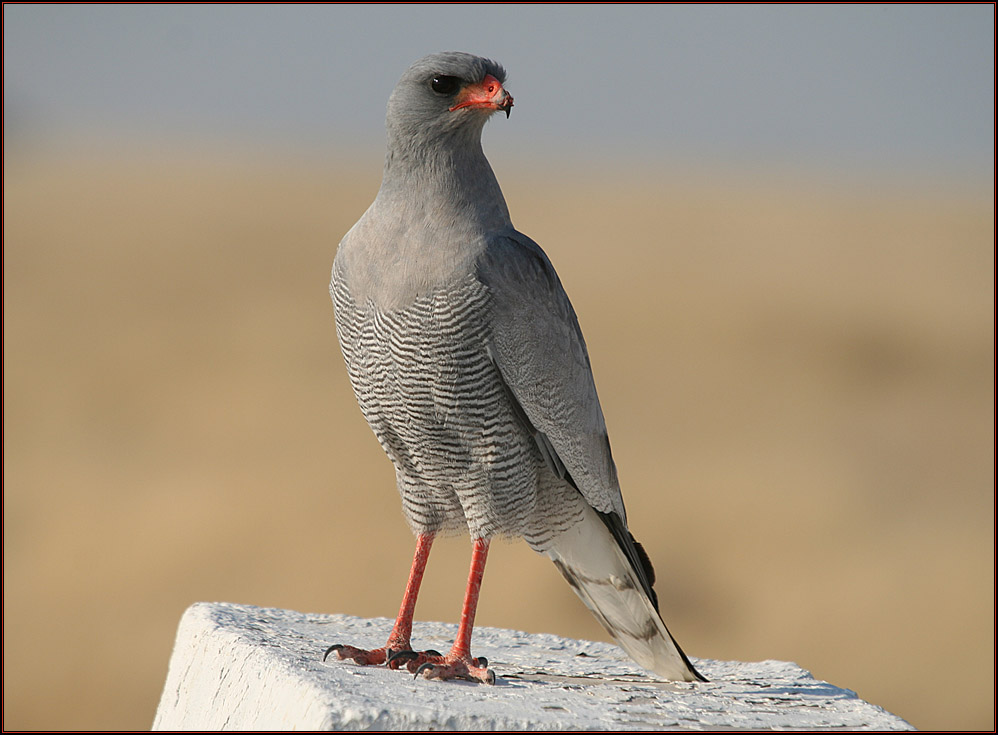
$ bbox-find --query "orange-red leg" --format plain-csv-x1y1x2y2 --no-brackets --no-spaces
324,533,438,668
415,537,495,684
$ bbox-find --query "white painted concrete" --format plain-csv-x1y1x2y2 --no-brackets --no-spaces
153,602,912,730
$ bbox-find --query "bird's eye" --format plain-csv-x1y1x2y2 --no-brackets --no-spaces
430,75,460,95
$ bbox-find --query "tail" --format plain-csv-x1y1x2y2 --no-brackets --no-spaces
546,505,706,682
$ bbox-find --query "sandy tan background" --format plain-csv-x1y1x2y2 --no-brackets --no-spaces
3,147,994,730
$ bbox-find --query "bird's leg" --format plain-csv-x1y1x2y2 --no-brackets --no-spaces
324,533,440,668
414,537,496,684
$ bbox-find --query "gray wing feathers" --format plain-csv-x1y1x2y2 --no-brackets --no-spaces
477,233,624,520
475,235,705,682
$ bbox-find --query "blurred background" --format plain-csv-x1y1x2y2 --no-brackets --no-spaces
3,4,994,731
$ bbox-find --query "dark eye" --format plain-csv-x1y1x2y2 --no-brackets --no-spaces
430,75,460,95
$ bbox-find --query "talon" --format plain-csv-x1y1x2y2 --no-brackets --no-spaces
411,657,495,684
414,662,437,680
424,649,442,657
387,649,420,667
323,644,343,662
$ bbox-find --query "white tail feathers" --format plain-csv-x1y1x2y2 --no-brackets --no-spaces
545,505,703,682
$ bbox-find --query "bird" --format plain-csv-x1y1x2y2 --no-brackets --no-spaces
325,51,704,685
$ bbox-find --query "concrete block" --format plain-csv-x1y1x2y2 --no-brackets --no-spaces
153,602,912,730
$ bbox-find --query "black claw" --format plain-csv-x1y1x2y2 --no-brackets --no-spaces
387,649,420,666
475,656,488,668
323,644,343,662
414,662,436,680
423,649,442,657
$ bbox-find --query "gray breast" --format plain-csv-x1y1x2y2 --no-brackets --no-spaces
331,265,542,540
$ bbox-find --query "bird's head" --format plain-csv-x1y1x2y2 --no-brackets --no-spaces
386,52,513,150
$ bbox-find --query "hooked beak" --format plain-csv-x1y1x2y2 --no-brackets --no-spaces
449,74,514,118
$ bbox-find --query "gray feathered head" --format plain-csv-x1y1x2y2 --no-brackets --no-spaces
386,52,513,150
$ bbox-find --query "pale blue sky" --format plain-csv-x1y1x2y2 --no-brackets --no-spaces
4,4,994,178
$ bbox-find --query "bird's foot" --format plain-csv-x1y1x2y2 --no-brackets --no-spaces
323,643,390,666
323,643,444,671
384,647,443,671
414,653,496,685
